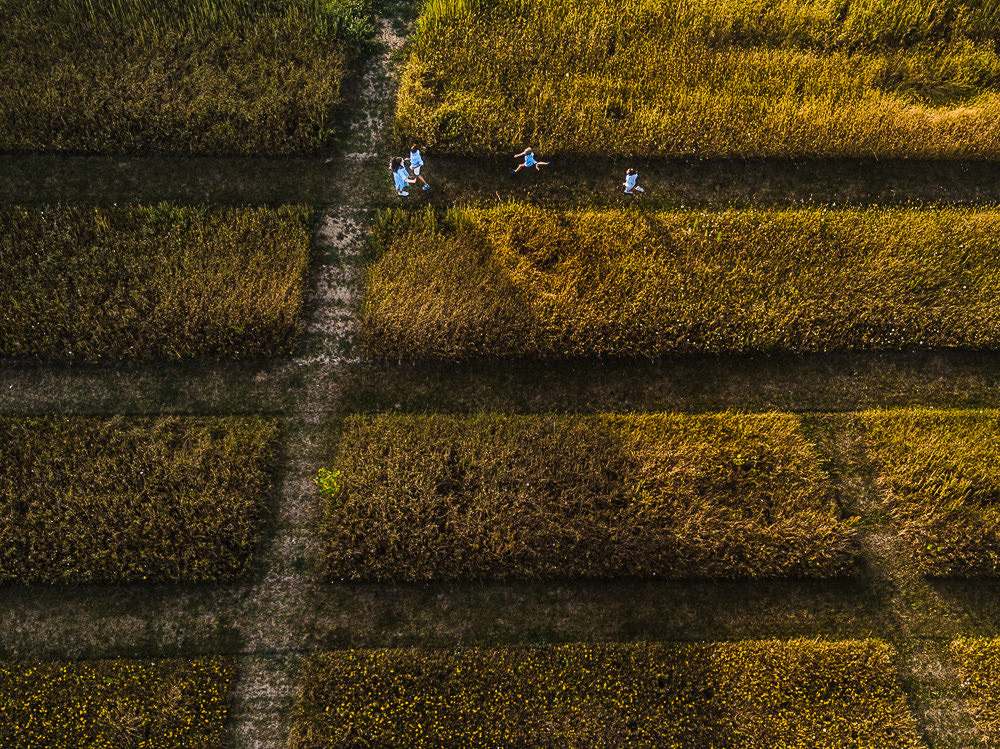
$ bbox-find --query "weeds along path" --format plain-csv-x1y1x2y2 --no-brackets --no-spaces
811,416,985,749
227,17,409,749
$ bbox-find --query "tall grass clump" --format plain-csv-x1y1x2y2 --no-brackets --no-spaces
319,412,855,581
363,204,1000,359
0,0,375,154
397,0,1000,157
0,658,233,747
952,638,1000,744
0,416,279,584
0,204,311,361
288,640,920,748
860,408,1000,577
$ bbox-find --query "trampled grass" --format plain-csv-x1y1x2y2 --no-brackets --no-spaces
0,657,233,747
0,204,311,361
0,0,374,154
860,408,1000,577
0,416,279,584
288,640,920,748
319,412,855,581
397,0,1000,157
952,638,1000,744
364,204,1000,359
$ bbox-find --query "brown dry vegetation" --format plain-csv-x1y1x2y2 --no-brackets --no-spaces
0,204,311,361
860,408,1000,577
320,412,855,582
0,416,279,584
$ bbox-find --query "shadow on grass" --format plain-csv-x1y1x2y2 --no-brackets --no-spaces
338,351,1000,415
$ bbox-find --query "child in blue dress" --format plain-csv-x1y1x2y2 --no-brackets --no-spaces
511,147,551,174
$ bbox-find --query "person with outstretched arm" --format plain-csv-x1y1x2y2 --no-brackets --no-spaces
511,147,550,173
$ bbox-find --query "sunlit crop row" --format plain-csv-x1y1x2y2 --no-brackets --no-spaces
319,412,854,581
0,0,373,154
364,204,1000,358
861,409,1000,576
397,0,1000,157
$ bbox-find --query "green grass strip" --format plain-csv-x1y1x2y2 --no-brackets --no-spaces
289,640,920,748
1,204,311,361
320,412,855,581
0,416,279,584
364,205,1000,359
0,657,233,747
860,408,1000,576
398,0,1000,157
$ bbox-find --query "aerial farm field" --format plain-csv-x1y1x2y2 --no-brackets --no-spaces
5,0,1000,746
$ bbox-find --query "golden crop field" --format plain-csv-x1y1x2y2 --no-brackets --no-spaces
364,204,1000,359
396,0,1000,156
0,0,374,154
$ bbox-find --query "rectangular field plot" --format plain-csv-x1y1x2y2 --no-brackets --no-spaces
320,412,855,581
860,409,1000,577
1,205,311,361
0,416,278,584
398,0,1000,158
289,641,920,748
952,638,1000,744
1,0,372,154
364,205,1000,359
0,657,233,747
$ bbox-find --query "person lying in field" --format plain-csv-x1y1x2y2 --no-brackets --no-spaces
511,147,550,173
406,145,431,191
392,156,417,196
624,168,645,197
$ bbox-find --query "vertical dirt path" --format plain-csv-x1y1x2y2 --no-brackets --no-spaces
227,17,409,749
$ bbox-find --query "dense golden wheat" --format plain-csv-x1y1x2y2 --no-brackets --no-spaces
364,204,1000,359
397,0,1000,156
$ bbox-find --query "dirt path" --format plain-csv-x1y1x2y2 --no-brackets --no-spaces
226,17,409,748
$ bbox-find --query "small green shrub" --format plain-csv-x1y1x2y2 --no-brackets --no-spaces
860,408,1000,576
952,638,1000,744
0,657,233,748
0,416,279,584
0,204,311,361
319,412,855,581
364,205,1000,359
0,0,375,154
288,640,920,748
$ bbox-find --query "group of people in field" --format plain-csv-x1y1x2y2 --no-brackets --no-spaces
391,146,646,197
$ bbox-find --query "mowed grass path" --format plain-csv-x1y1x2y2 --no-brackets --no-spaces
398,0,1000,157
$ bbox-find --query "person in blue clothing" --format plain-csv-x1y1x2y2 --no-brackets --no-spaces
623,168,645,197
511,147,550,173
391,156,416,196
406,145,431,190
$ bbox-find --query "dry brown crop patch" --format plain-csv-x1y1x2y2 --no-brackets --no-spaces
319,412,855,581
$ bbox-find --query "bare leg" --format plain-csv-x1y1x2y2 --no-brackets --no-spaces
513,163,527,173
